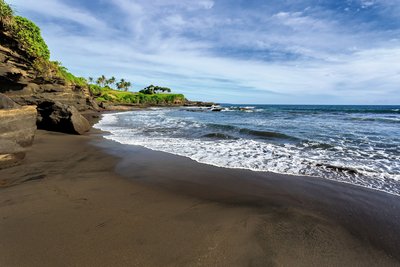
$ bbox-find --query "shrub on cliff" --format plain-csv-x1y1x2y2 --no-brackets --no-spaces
88,84,103,96
32,59,60,79
0,0,13,25
31,59,86,86
55,62,87,86
11,16,50,60
1,1,51,65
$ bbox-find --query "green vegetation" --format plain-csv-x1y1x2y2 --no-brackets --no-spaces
1,0,50,59
56,62,87,86
96,75,107,87
88,75,184,105
30,58,87,86
93,87,184,105
11,16,50,60
0,0,86,85
139,85,171,94
116,79,131,91
91,75,132,91
0,0,13,24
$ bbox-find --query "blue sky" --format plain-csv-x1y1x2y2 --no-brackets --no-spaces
8,0,400,104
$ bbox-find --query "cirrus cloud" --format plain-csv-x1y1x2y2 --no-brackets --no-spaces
7,0,400,104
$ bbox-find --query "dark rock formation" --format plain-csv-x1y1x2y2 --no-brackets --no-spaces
0,26,96,109
37,101,90,135
0,94,37,169
0,16,98,170
184,100,215,107
0,91,19,109
0,25,98,136
0,42,94,111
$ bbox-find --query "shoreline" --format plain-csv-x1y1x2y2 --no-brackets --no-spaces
95,134,400,259
99,130,400,198
1,129,400,266
95,108,400,197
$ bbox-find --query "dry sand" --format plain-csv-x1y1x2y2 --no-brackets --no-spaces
0,130,400,266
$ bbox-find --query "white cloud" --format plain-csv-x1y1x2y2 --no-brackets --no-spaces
8,0,108,30
360,0,376,8
164,15,186,30
111,0,143,14
271,11,328,30
43,19,400,103
197,0,214,10
7,0,400,104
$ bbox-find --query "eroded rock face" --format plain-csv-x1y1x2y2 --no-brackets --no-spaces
0,91,20,109
0,30,96,111
0,27,98,136
37,101,90,135
0,94,37,169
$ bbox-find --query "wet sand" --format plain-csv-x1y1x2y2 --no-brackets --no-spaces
1,129,400,266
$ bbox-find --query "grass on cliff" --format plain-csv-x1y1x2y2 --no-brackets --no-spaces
56,63,87,86
31,59,87,86
90,85,185,105
1,1,50,60
11,16,50,60
1,0,85,86
0,0,12,21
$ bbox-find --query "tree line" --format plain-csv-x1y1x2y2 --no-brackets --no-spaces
139,85,171,94
88,75,132,91
88,76,173,95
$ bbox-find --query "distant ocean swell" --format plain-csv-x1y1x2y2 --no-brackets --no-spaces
94,105,400,196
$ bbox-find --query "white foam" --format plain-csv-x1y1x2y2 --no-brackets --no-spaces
94,110,400,196
93,112,125,128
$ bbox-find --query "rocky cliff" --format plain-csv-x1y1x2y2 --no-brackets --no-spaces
0,29,96,111
0,94,36,169
0,17,97,168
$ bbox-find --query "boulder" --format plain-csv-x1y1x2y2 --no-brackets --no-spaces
37,101,91,135
0,94,37,169
0,93,20,109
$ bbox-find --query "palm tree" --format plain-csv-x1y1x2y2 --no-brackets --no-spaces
97,75,106,87
124,81,131,92
108,76,116,88
115,79,132,91
116,79,125,90
88,77,93,84
160,87,171,93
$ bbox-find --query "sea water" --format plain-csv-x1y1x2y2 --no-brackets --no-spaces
94,105,400,195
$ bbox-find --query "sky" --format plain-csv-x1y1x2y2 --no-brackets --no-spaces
7,0,400,104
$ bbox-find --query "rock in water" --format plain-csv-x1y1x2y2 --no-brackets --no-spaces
37,101,90,135
0,94,37,169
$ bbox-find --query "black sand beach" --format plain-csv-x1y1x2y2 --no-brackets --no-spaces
1,129,400,266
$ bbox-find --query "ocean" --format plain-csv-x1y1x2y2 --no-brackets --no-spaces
94,105,400,196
